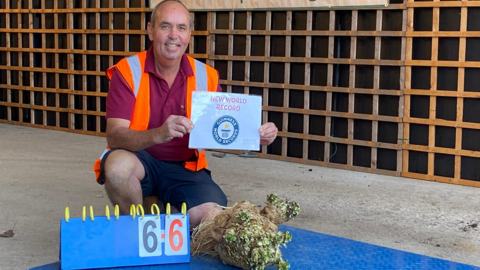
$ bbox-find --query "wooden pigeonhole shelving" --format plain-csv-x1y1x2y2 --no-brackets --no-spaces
198,4,406,178
1,0,479,187
403,0,480,187
0,0,152,136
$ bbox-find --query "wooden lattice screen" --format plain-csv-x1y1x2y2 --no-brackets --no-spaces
1,0,479,187
0,0,152,136
199,2,406,178
403,0,480,187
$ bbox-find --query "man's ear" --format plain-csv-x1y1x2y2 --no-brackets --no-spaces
147,22,153,41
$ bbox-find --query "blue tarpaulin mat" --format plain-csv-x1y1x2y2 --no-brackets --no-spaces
30,225,480,270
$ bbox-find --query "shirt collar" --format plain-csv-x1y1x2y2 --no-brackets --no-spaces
144,47,194,78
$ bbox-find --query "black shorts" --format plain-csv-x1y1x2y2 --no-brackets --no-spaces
100,150,228,211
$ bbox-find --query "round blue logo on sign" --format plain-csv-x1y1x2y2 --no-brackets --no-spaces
212,116,239,145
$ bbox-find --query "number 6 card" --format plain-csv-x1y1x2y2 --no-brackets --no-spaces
165,215,188,255
138,216,163,257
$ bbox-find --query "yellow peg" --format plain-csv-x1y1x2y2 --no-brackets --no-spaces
105,205,110,221
82,206,86,222
181,202,187,218
130,204,136,220
114,205,119,220
65,207,70,223
166,203,171,218
151,204,160,219
89,206,94,222
136,204,145,220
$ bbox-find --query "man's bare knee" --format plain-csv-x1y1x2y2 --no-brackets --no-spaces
104,150,143,189
103,150,145,214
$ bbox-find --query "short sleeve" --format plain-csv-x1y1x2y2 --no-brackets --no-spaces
105,68,136,120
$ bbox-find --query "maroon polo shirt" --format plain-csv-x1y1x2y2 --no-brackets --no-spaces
106,47,221,161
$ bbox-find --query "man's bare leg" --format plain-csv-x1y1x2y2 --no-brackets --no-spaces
104,150,145,215
188,202,223,228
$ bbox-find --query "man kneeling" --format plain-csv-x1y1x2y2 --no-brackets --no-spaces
92,0,278,228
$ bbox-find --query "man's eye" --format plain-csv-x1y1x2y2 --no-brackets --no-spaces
161,25,169,29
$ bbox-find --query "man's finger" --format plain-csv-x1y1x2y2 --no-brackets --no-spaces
261,127,277,137
174,124,188,135
176,117,194,132
172,132,184,139
262,132,276,138
259,122,276,131
261,135,276,141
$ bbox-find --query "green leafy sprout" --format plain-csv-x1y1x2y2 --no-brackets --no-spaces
266,194,301,221
221,204,294,270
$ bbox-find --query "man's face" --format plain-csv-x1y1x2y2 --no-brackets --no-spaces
148,2,191,62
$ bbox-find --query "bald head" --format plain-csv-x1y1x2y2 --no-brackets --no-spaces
150,0,193,29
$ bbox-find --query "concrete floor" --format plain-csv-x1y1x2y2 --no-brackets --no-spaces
0,123,479,269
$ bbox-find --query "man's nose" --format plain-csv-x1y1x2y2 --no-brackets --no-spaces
168,27,178,39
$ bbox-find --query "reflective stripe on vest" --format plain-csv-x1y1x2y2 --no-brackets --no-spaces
93,52,218,182
193,59,208,91
126,55,142,98
99,147,110,160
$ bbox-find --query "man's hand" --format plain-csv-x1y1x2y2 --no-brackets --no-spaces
259,122,278,146
105,116,193,152
158,115,194,143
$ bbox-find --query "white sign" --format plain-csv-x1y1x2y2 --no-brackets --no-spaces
189,92,262,150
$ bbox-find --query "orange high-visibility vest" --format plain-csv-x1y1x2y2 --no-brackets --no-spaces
93,51,219,183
